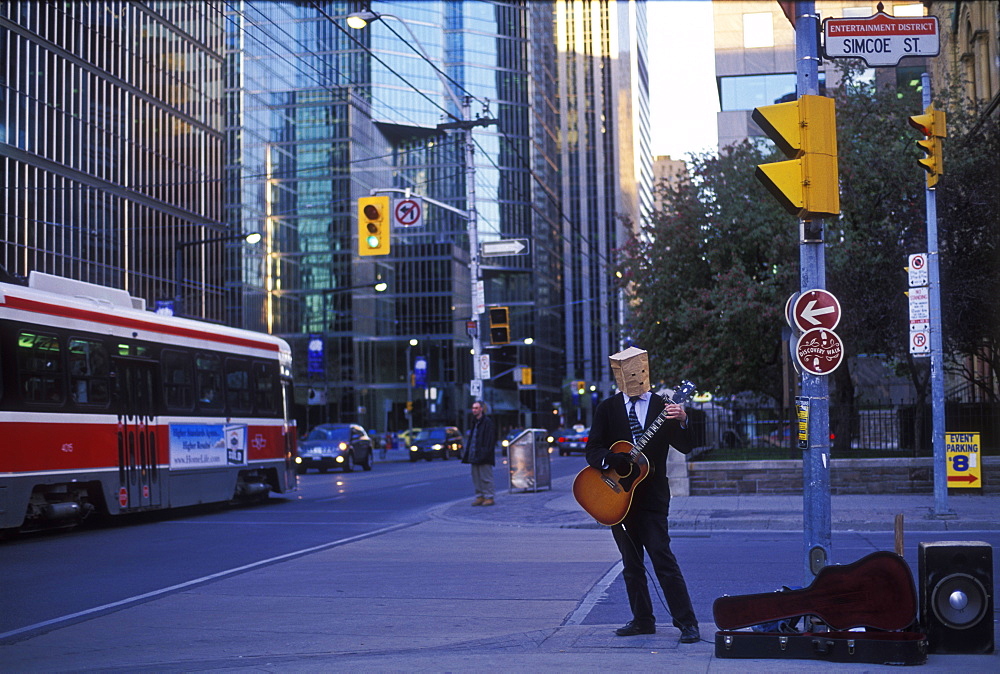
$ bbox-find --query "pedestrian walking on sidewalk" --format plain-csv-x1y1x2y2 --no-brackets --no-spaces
584,346,701,644
463,400,498,506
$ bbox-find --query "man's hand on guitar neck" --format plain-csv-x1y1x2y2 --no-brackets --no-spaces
665,403,687,427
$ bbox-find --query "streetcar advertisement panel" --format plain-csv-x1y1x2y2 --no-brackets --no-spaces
169,424,248,468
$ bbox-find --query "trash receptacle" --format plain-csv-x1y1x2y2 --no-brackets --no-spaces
507,428,551,492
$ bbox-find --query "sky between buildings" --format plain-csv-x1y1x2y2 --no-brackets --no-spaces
647,0,719,160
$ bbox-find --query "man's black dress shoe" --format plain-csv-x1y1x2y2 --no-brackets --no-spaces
679,625,701,643
615,620,655,636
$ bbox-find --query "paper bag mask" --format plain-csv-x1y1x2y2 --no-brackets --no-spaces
609,346,650,398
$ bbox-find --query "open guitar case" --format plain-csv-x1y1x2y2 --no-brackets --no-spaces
712,551,928,665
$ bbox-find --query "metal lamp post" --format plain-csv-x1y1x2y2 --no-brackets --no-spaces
406,338,418,444
348,9,493,400
173,231,261,317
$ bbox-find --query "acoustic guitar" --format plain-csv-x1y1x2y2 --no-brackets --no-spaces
572,381,696,526
712,550,918,632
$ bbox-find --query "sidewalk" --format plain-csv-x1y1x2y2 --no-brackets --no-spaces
438,474,1000,532
0,474,996,672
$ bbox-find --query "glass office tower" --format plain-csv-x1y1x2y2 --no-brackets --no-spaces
225,0,564,433
556,0,649,425
0,2,234,320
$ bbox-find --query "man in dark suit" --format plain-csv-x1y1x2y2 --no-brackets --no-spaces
584,346,700,643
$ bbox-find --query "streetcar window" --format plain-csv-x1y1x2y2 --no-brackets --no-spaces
116,343,150,358
252,361,278,415
68,338,110,406
225,358,252,415
17,331,65,405
162,350,194,411
195,353,223,412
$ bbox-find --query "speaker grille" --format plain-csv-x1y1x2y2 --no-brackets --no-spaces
931,573,989,629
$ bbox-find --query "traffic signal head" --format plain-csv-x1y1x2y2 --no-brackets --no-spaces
357,196,390,256
752,95,840,219
908,105,946,188
488,306,510,345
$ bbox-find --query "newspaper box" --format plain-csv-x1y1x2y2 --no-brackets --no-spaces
507,428,551,493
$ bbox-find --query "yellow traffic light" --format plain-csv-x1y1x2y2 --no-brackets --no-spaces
488,306,510,345
357,196,390,256
908,104,946,188
752,95,840,218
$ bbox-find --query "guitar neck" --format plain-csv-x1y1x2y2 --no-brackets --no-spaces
633,393,680,453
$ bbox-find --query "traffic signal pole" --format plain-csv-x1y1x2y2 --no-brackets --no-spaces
794,2,832,583
920,72,952,518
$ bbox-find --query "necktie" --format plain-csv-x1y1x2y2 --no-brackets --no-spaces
628,396,643,443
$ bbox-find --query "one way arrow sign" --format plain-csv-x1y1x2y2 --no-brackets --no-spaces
792,289,841,332
481,239,530,257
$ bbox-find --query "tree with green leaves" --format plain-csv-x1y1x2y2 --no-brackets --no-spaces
619,61,997,450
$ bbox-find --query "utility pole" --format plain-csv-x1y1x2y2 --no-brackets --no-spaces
919,71,953,518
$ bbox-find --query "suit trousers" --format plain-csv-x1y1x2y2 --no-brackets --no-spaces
612,507,697,629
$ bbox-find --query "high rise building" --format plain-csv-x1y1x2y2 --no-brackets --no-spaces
713,1,931,150
0,2,234,319
1,1,651,435
555,0,650,424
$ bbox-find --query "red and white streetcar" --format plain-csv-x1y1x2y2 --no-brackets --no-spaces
0,271,297,533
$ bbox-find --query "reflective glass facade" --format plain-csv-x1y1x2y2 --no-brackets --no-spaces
1,1,230,319
556,0,648,425
1,1,647,436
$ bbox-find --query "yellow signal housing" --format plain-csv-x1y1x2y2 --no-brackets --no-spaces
752,95,840,219
488,306,510,345
908,105,946,188
358,196,390,256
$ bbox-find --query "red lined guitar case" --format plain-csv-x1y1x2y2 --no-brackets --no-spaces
713,551,928,665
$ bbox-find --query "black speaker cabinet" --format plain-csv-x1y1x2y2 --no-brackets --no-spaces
918,541,994,654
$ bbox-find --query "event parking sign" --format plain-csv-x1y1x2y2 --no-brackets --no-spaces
945,432,981,488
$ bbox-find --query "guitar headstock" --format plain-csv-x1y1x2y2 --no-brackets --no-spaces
669,380,697,405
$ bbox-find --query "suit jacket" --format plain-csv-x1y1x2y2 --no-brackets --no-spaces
585,391,695,513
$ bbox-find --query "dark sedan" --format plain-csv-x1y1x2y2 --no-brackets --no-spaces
408,426,463,461
554,427,589,456
295,423,374,473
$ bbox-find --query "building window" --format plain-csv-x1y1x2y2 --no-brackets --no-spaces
720,73,796,111
743,12,773,49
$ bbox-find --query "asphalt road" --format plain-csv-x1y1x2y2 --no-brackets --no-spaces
0,453,578,636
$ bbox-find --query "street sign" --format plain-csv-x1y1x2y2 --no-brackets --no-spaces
466,320,479,338
823,12,939,67
907,253,928,287
478,354,490,380
481,238,530,257
795,328,844,375
910,329,930,355
474,280,485,315
392,198,423,227
945,432,981,488
908,286,929,331
470,379,482,398
792,289,841,332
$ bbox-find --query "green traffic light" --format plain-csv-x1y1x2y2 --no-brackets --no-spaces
366,235,380,248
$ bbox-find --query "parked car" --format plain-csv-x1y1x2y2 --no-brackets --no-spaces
408,426,464,461
296,423,374,473
554,427,590,456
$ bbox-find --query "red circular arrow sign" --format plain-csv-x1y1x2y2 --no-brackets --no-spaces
795,328,844,375
792,289,841,332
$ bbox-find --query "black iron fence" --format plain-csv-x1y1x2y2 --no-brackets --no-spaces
685,402,1000,460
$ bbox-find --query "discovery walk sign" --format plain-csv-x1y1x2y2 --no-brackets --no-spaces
823,10,938,67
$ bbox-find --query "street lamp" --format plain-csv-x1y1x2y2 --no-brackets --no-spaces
406,338,419,443
348,10,492,402
173,231,261,317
